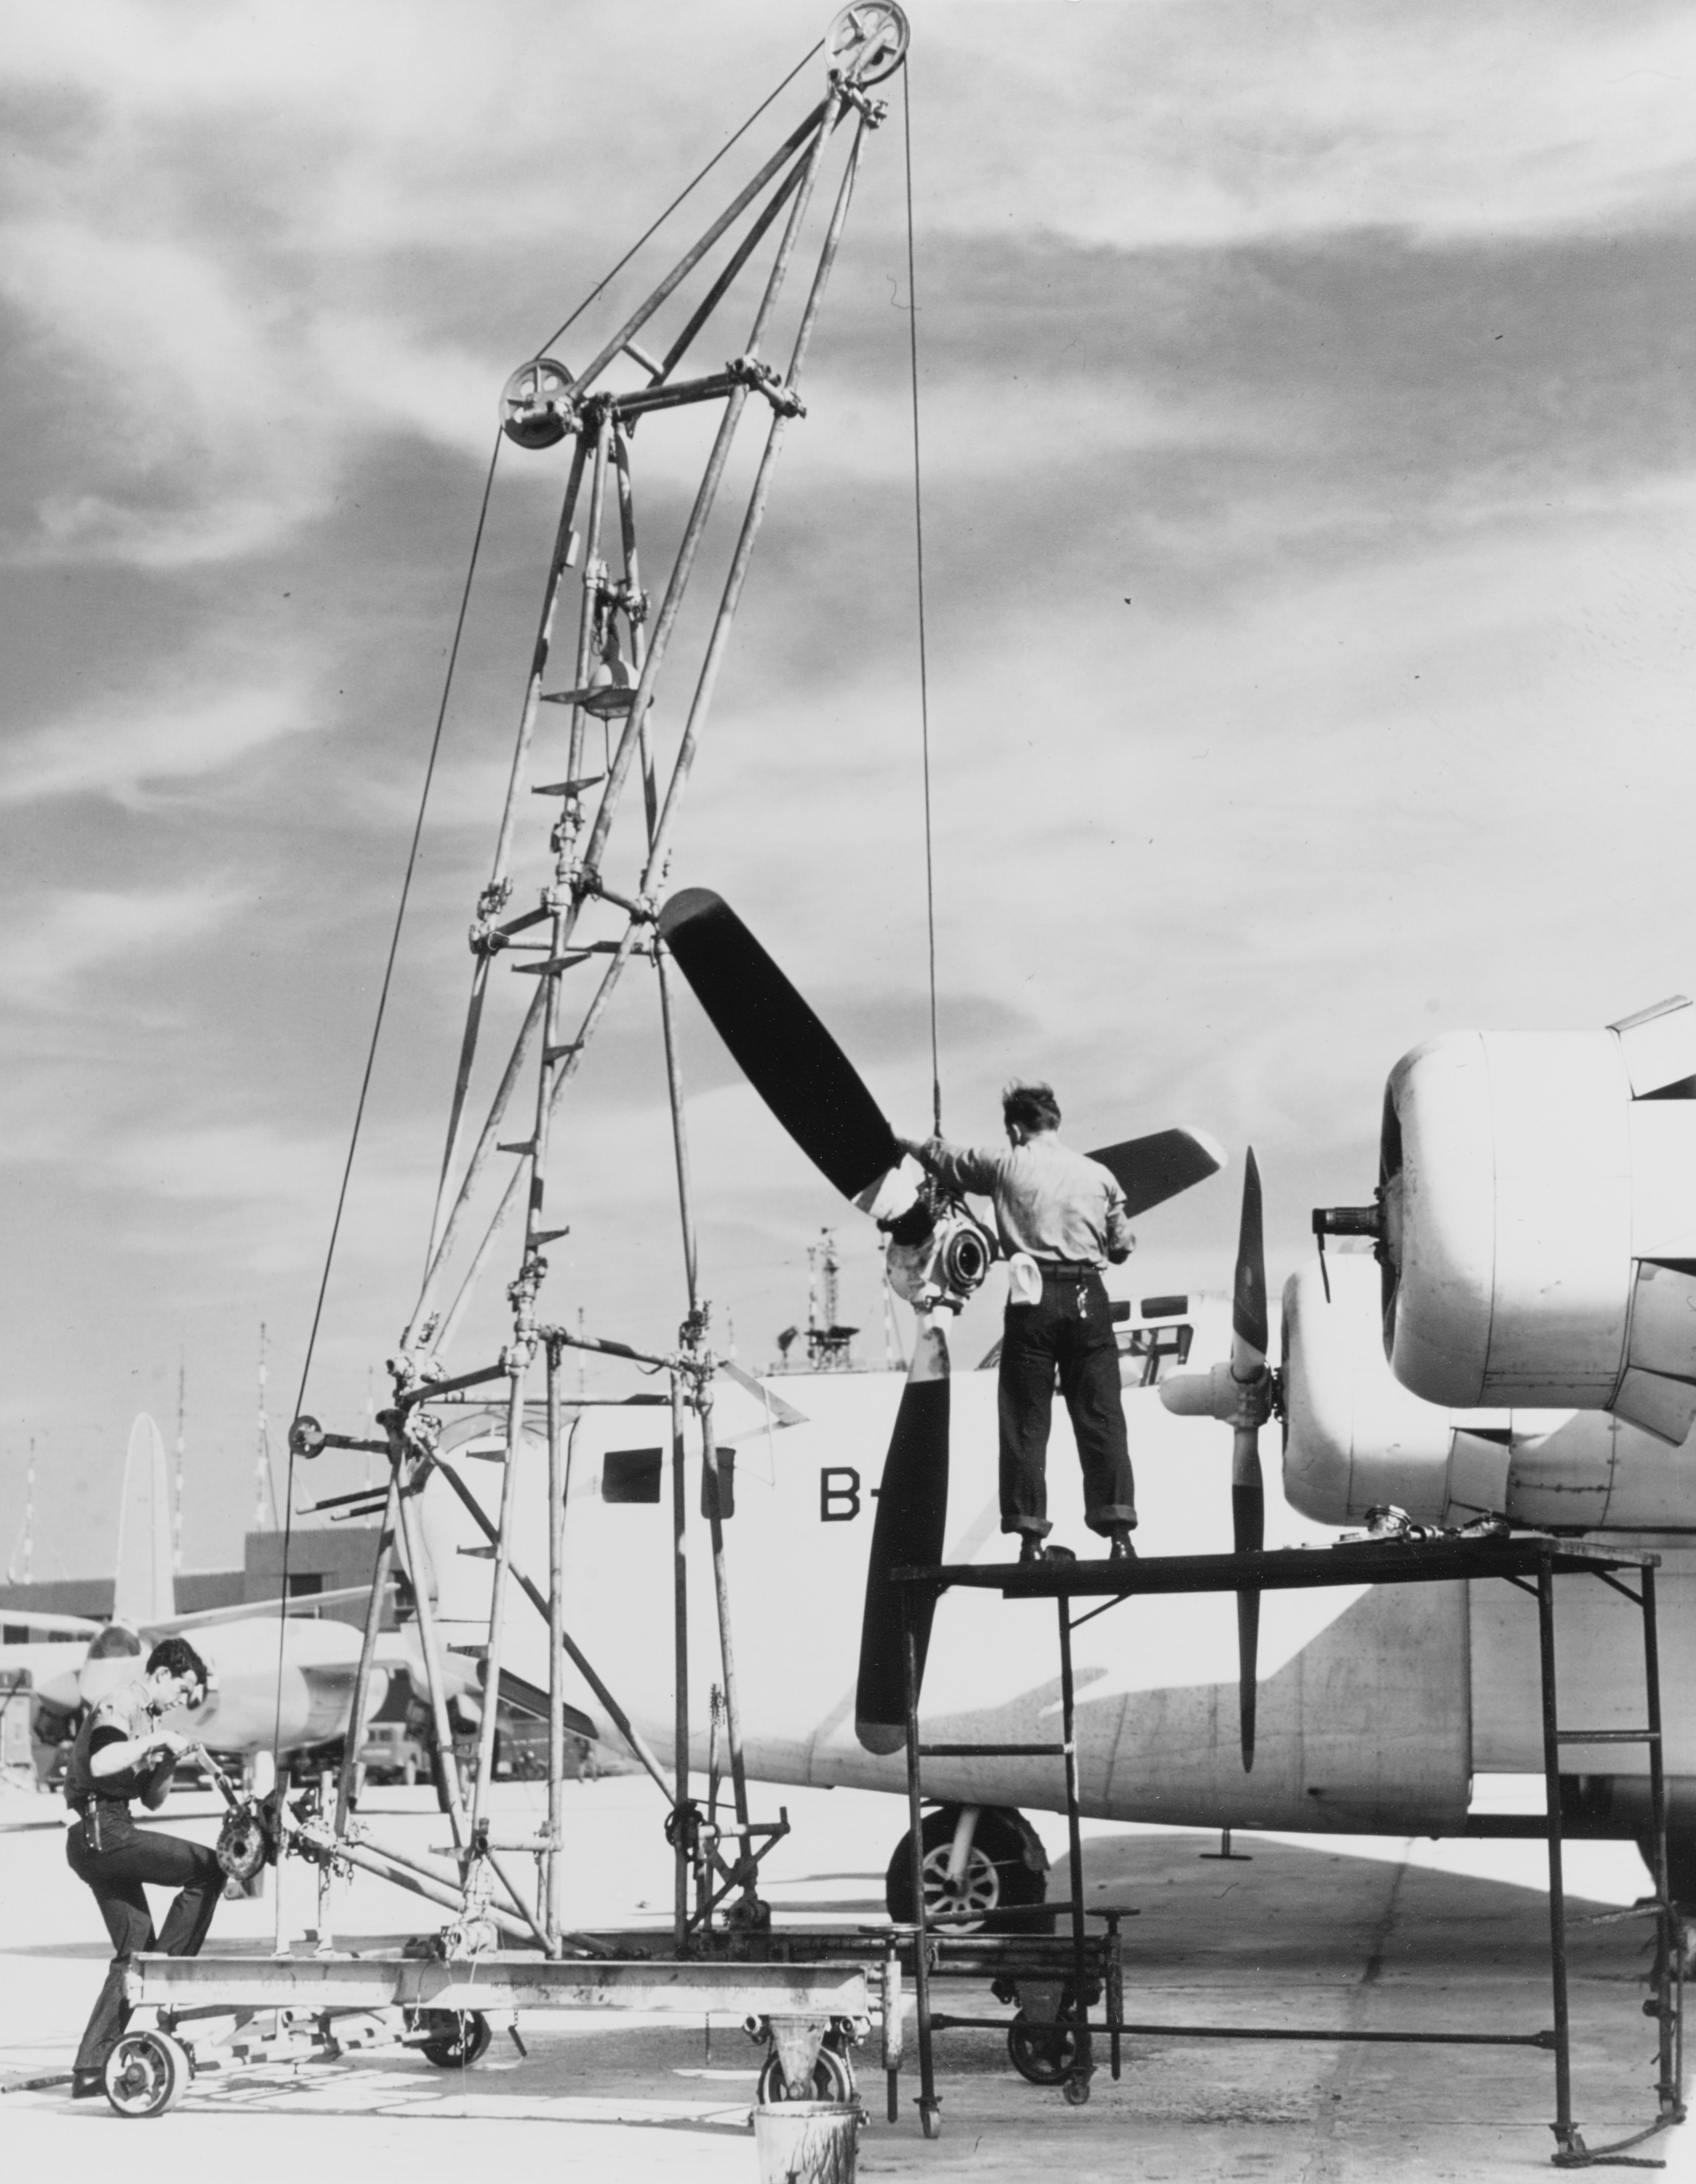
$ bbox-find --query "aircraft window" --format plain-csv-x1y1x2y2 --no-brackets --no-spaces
700,1450,736,1522
287,1572,325,1597
87,1623,143,1660
1121,1322,1194,1386
3,1625,24,1645
603,1448,663,1504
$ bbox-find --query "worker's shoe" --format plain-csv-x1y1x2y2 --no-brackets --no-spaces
1107,1526,1138,1563
1016,1534,1048,1565
70,2070,105,2101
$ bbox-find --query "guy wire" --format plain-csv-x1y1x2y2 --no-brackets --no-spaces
268,429,505,1770
902,60,942,1137
537,39,823,356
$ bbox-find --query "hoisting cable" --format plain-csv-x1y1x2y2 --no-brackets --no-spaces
267,428,506,1770
901,59,942,1137
535,39,824,356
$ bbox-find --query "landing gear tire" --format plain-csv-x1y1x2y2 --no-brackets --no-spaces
756,2044,855,2103
104,2030,192,2118
413,2009,493,2068
885,1806,1050,1934
1007,2005,1084,2086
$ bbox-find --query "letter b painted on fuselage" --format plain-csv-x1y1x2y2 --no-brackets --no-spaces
820,1467,860,1522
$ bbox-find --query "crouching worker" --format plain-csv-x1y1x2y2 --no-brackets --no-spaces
63,1636,220,2098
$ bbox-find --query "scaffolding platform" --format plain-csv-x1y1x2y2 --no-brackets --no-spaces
892,1534,1687,2167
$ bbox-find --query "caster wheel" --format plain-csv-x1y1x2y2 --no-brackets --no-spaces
756,2044,856,2103
412,2009,492,2068
104,2031,191,2118
919,2098,942,2139
1062,2071,1092,2107
1007,2008,1082,2086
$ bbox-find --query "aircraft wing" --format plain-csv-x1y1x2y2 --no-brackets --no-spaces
482,1661,599,1744
0,1609,104,1639
141,1584,388,1637
718,1358,808,1428
1087,1126,1226,1217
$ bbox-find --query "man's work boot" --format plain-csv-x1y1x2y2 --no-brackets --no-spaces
1017,1534,1047,1566
1107,1526,1138,1563
70,2070,105,2100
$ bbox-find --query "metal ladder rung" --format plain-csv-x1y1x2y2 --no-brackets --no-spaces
1553,1728,1659,1744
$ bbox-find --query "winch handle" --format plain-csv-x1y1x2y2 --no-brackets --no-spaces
186,1744,243,1809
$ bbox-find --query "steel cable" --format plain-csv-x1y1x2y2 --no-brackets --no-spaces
535,40,823,357
268,429,505,1772
901,60,942,1137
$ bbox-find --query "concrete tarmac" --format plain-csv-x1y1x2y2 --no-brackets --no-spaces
1,1776,1688,2181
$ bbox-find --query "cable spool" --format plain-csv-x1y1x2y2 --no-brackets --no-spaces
216,1803,270,1883
500,357,578,449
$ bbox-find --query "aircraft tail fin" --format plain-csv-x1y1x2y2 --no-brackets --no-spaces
113,1414,176,1626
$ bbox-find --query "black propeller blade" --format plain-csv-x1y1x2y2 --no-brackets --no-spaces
855,1315,951,1754
657,889,900,1203
1231,1148,1268,1771
658,887,946,1754
1087,1126,1225,1219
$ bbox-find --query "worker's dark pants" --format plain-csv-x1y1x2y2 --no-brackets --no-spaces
998,1271,1137,1538
66,1812,222,2073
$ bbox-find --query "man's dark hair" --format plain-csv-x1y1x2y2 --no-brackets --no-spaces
1002,1080,1061,1133
146,1636,209,1691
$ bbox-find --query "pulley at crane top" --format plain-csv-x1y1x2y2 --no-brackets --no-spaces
501,356,576,449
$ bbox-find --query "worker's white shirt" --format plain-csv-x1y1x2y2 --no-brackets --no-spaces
919,1134,1133,1266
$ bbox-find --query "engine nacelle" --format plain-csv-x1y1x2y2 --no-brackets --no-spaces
1283,1253,1696,1529
1379,996,1696,1440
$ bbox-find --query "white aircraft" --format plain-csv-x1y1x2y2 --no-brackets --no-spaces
9,1416,428,1762
404,899,1696,1921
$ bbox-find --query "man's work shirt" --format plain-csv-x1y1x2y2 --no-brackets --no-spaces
918,1133,1134,1267
64,1680,156,1815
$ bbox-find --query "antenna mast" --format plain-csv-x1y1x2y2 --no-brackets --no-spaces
255,1325,277,1531
174,1359,187,1572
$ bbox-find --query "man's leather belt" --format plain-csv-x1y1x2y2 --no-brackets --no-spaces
1035,1257,1102,1279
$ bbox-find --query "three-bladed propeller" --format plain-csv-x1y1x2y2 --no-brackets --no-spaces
1158,1148,1276,1770
658,885,1228,1756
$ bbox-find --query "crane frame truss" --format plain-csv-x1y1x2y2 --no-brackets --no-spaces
289,7,910,1960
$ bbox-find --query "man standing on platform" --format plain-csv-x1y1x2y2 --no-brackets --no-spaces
63,1636,220,2098
899,1080,1138,1563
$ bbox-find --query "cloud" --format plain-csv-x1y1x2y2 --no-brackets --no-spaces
0,681,313,806
0,881,233,1003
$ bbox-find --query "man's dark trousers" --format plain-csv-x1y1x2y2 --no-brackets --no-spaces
66,1811,222,2073
998,1267,1137,1538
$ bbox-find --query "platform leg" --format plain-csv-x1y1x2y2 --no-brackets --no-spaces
1537,1557,1577,2160
1057,1599,1093,2098
904,1592,940,2137
1640,1567,1684,2121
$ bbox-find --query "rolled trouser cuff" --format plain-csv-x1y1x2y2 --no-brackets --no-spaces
1086,1506,1137,1534
1001,1516,1052,1538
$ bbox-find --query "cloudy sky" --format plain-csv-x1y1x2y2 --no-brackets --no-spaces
3,0,1694,1577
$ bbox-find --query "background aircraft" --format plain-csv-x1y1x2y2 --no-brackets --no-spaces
7,1415,434,1765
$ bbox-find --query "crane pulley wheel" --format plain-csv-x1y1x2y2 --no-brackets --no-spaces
500,356,578,449
827,2,909,85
